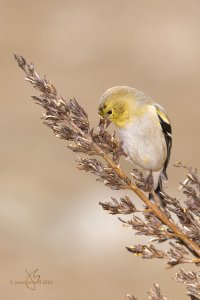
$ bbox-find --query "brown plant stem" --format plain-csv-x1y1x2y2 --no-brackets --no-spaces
105,155,200,257
191,258,200,264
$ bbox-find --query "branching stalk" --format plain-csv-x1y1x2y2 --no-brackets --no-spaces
14,54,200,299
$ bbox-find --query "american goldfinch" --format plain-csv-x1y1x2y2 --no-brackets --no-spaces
98,86,172,203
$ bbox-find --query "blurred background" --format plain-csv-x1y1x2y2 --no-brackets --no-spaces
1,0,200,299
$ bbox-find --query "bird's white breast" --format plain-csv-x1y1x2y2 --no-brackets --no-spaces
118,110,167,172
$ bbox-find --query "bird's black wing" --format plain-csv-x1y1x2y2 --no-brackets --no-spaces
154,104,172,181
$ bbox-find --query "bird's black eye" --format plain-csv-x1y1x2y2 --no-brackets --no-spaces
107,110,112,115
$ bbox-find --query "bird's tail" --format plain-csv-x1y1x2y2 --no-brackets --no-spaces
154,176,165,206
149,171,165,206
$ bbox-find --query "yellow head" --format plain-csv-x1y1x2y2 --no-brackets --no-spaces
98,86,151,128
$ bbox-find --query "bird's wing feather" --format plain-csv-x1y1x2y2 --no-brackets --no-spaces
154,104,172,181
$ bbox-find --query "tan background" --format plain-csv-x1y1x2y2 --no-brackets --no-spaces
1,0,200,299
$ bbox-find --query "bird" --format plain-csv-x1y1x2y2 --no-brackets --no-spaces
98,86,172,205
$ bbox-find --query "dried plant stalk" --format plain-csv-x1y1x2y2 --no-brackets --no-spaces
14,55,200,299
14,54,200,258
